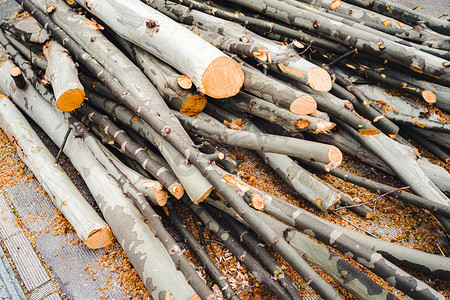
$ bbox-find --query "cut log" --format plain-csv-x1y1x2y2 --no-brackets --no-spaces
220,92,332,134
0,94,112,249
87,92,214,203
80,103,184,199
236,61,318,115
18,3,341,297
32,0,193,142
166,204,239,300
115,38,207,116
43,39,85,111
175,111,342,170
151,0,342,85
74,0,244,98
344,0,450,35
0,56,197,299
225,0,450,83
207,198,398,300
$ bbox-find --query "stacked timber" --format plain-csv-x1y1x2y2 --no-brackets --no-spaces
0,0,449,298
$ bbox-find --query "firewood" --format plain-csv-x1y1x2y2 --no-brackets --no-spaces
43,39,85,111
0,94,112,249
73,0,244,98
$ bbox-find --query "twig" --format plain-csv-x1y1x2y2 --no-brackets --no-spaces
325,48,358,68
54,127,71,165
332,211,380,238
331,186,410,213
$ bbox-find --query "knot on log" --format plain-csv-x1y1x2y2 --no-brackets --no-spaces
145,20,160,36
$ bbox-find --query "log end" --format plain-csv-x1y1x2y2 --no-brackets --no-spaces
307,67,332,92
290,95,317,115
422,90,437,104
171,183,185,200
155,188,169,206
313,120,336,134
57,88,85,112
325,145,343,170
201,56,244,99
85,226,114,249
295,118,311,130
192,186,215,204
177,75,193,90
180,94,207,116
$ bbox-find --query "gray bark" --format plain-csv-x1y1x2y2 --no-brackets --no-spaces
86,91,214,203
0,94,112,249
0,56,197,299
224,0,450,83
74,0,244,98
175,111,342,169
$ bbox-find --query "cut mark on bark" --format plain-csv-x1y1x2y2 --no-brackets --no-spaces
313,120,336,133
202,56,244,98
251,194,265,210
192,186,215,204
177,75,192,89
83,19,104,30
253,46,269,61
180,94,207,116
145,20,160,36
358,128,382,135
290,95,317,115
278,63,304,79
329,0,342,10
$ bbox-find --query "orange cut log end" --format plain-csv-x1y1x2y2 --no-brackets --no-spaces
325,146,343,171
307,67,332,92
85,226,114,249
177,75,192,90
171,183,185,200
202,56,244,99
290,94,317,115
421,90,436,104
56,88,85,112
180,94,207,116
192,186,215,204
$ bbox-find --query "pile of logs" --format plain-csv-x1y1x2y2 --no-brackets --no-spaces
0,0,449,298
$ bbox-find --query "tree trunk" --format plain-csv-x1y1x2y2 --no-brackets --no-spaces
175,111,342,169
225,0,450,83
344,0,450,35
206,198,397,300
115,36,207,116
87,91,214,203
74,0,244,98
0,57,198,299
80,103,184,199
31,0,193,142
43,39,85,111
0,94,112,249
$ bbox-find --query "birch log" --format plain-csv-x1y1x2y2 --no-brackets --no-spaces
87,91,214,203
31,0,192,142
74,0,244,98
0,94,112,249
43,39,85,111
0,57,198,299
